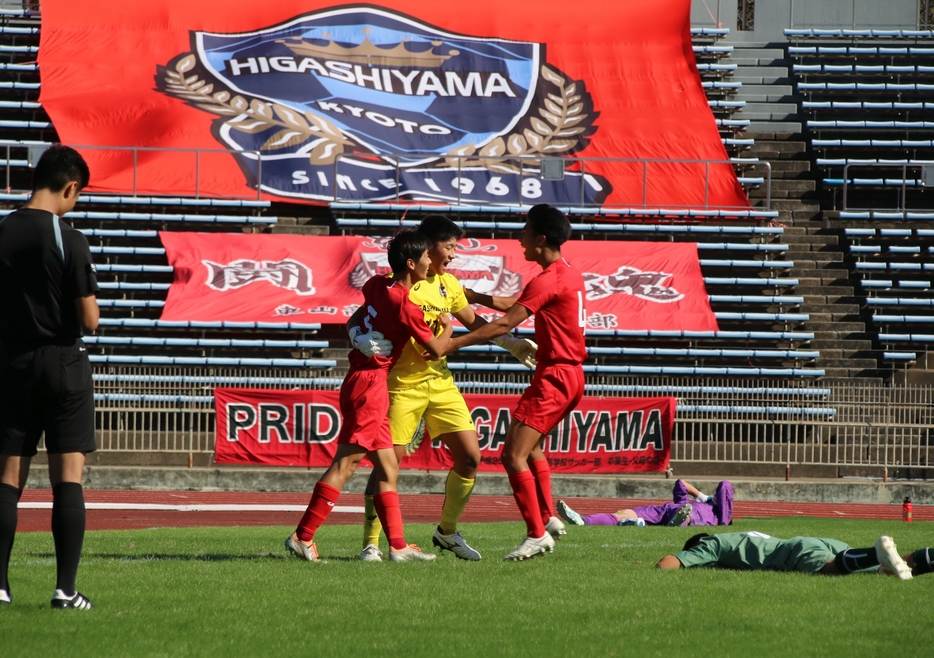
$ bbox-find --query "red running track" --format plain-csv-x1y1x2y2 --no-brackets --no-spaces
15,490,932,533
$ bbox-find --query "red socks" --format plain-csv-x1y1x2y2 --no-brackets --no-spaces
296,481,341,542
528,458,554,526
374,490,407,550
508,470,546,538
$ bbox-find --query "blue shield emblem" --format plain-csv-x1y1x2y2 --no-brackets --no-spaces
158,6,610,204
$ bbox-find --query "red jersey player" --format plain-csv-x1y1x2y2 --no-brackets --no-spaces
446,204,587,561
285,230,453,563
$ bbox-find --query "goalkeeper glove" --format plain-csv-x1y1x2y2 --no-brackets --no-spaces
492,334,538,369
349,326,393,358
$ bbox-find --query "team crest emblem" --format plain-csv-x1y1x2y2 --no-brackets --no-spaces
157,6,610,205
349,237,521,296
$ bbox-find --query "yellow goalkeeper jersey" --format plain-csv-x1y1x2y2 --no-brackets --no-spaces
388,271,469,388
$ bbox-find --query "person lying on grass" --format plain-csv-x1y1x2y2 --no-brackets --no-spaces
558,479,733,528
657,531,931,579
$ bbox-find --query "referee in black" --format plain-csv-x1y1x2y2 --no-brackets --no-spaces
0,145,99,610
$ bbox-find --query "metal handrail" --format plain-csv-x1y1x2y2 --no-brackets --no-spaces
841,162,924,211
331,152,770,211
1,142,263,200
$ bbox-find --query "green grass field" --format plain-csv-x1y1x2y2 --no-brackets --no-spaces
1,517,931,657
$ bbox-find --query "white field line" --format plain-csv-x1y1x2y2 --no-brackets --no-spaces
19,502,364,513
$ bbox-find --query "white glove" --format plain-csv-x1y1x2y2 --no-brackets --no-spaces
349,326,393,358
492,334,538,369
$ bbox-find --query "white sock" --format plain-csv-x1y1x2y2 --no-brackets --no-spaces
696,493,710,503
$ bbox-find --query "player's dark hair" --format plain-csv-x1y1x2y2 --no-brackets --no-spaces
387,229,432,275
32,144,90,193
526,203,571,248
683,533,711,551
418,214,464,245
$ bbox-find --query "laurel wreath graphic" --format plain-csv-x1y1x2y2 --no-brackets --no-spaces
348,263,370,289
160,54,356,165
491,270,522,297
444,65,592,174
161,57,592,173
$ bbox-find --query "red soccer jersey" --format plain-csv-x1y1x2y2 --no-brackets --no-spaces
516,258,587,365
348,275,436,372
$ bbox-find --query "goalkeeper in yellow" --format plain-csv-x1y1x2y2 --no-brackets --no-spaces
350,215,536,561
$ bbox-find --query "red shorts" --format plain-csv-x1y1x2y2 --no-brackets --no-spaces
513,363,584,435
337,369,392,451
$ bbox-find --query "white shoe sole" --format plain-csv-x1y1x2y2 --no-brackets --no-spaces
876,536,912,580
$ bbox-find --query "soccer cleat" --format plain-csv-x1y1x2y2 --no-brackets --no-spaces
618,517,646,527
0,589,10,605
389,544,437,562
360,544,383,562
285,532,319,562
875,536,912,580
432,528,481,561
503,533,555,562
50,590,92,610
545,516,567,540
667,503,693,527
557,500,584,526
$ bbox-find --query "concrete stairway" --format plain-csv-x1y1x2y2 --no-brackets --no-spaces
731,42,801,133
744,134,882,382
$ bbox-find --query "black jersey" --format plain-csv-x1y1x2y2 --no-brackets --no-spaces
0,208,99,345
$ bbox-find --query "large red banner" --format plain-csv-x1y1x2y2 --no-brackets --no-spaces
39,0,749,209
214,388,674,473
160,233,718,332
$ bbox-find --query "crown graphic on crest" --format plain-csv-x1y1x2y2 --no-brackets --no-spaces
276,29,459,68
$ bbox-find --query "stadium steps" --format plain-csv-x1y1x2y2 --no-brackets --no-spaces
744,132,879,378
730,44,802,133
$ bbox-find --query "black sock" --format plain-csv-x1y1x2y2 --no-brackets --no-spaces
0,483,22,593
834,547,879,574
52,482,86,596
912,548,933,575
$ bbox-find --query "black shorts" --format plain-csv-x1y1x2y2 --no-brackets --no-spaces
0,339,97,457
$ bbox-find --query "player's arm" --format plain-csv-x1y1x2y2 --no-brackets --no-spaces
347,304,393,357
447,303,531,352
75,295,99,332
416,312,453,360
656,555,684,570
452,303,537,369
464,287,518,312
346,305,366,332
69,232,100,332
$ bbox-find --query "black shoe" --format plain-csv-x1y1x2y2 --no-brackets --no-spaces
51,590,93,610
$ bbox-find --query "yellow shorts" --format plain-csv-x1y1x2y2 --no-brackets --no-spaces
388,374,476,446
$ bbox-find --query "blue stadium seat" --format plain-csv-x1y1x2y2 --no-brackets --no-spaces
88,355,336,367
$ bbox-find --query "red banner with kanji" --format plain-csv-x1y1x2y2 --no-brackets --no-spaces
160,233,717,332
39,0,749,209
214,388,674,473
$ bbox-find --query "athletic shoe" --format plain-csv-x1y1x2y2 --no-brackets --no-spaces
618,517,646,527
557,500,584,526
875,536,912,581
360,544,383,562
432,528,481,561
545,516,567,540
0,589,10,605
503,533,555,562
50,590,93,610
389,544,437,562
285,532,319,562
667,503,693,527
